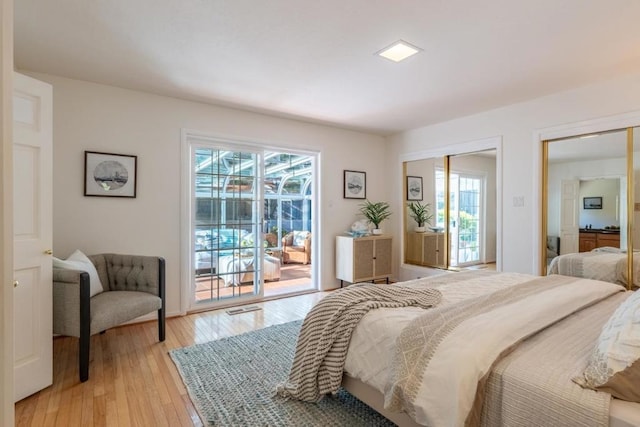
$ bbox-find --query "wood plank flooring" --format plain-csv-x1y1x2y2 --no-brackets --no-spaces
15,292,328,427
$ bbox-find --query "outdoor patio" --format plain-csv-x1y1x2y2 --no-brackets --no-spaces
195,262,312,302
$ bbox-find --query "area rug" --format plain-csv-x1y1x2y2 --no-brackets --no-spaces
169,320,394,426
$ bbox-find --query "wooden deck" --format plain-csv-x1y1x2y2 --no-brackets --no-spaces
195,262,312,301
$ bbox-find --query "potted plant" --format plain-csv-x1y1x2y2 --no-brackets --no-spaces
359,200,392,235
407,201,433,232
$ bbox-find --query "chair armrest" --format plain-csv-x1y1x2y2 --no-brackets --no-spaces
304,236,312,253
282,235,291,248
53,268,90,338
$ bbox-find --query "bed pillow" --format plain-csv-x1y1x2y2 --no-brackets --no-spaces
53,249,104,297
573,290,640,402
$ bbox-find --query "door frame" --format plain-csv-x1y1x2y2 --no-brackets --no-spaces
1,0,14,421
179,129,319,314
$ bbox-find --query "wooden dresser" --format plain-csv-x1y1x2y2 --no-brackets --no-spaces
336,235,392,286
578,231,620,252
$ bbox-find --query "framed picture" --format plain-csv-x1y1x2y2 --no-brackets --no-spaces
583,196,602,210
406,176,423,201
84,151,137,198
343,170,366,199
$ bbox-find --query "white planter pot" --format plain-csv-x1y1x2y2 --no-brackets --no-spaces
415,226,426,233
372,228,383,235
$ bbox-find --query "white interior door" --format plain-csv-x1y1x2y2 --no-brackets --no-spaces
13,73,53,401
559,179,579,255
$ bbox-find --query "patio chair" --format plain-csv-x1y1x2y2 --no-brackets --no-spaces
282,231,311,264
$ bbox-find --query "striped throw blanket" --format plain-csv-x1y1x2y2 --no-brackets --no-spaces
275,283,441,402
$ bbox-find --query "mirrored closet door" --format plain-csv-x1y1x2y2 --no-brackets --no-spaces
542,127,639,290
403,149,497,271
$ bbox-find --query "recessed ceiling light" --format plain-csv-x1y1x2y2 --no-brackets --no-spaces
376,40,422,62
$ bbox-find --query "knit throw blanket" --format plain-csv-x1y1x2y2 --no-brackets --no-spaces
275,284,442,402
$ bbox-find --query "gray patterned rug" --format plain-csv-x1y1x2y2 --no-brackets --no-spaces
169,320,395,426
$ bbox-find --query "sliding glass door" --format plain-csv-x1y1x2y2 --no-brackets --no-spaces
449,173,482,267
193,148,262,302
434,169,484,267
185,135,317,310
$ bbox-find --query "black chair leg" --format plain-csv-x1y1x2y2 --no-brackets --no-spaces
158,257,166,342
158,309,165,342
79,271,91,382
79,333,89,382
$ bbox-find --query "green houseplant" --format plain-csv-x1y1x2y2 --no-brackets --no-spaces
359,200,392,234
407,201,433,232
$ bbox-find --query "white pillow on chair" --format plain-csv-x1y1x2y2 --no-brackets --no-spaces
53,249,104,297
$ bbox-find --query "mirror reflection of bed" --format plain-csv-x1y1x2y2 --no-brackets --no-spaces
543,127,640,289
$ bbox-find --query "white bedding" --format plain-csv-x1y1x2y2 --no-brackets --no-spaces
343,271,634,426
344,272,535,392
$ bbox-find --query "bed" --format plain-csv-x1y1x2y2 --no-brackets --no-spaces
277,271,640,427
548,247,640,289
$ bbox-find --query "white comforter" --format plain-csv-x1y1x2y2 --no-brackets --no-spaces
343,271,623,427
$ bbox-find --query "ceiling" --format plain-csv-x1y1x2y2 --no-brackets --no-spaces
14,0,640,135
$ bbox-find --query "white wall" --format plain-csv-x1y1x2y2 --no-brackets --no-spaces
548,158,625,235
387,71,640,275
27,72,387,317
579,179,620,229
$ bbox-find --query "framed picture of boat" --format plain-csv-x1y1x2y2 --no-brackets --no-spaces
84,151,137,198
343,170,366,199
583,196,602,210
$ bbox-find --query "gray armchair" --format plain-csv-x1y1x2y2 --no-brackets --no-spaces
53,253,165,382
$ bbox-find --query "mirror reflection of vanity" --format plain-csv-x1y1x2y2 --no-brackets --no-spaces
403,149,498,271
542,126,640,290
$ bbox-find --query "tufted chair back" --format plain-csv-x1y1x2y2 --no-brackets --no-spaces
90,253,160,294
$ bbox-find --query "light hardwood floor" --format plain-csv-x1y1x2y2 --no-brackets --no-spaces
15,292,329,427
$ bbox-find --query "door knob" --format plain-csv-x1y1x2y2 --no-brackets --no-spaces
44,249,53,255
13,280,18,288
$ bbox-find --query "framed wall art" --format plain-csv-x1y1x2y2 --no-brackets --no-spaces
583,196,602,210
343,170,366,199
84,151,137,198
406,176,423,201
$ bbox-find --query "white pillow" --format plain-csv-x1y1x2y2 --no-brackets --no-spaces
574,290,640,402
293,231,309,247
53,250,104,297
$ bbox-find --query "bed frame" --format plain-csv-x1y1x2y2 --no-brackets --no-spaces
342,374,640,427
342,375,420,427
